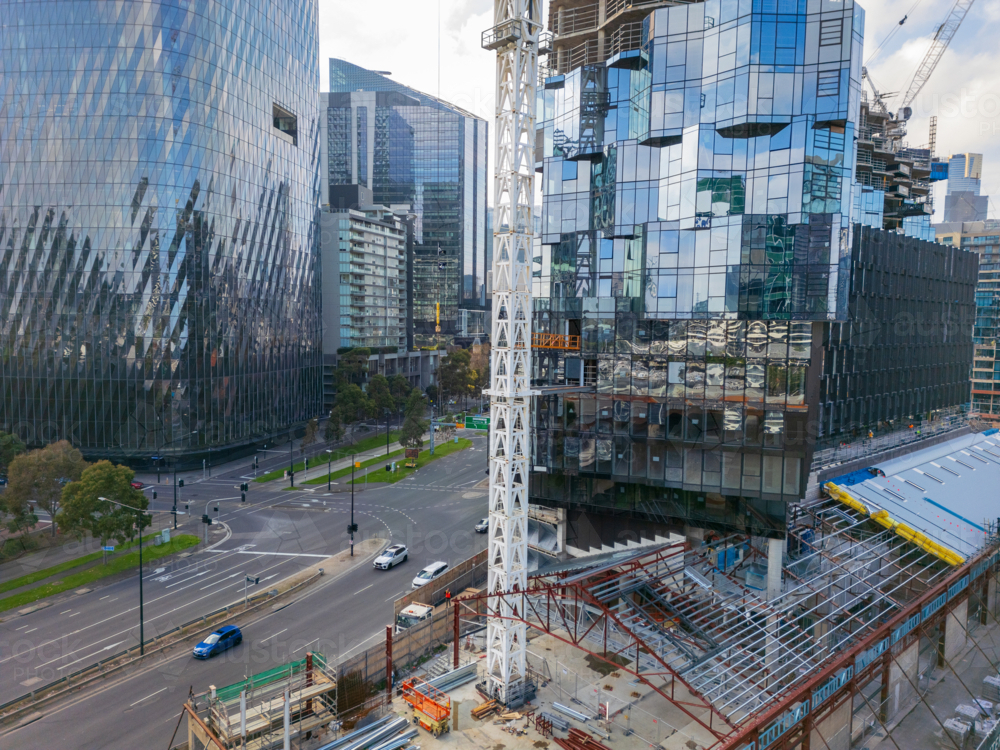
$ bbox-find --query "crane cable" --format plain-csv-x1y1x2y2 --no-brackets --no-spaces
864,0,928,66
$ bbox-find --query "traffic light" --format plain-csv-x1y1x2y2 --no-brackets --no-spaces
178,479,185,488
347,523,358,534
152,491,157,500
201,514,211,524
386,464,391,473
241,492,246,503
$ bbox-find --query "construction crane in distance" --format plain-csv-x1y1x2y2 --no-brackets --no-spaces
481,0,539,707
897,0,976,117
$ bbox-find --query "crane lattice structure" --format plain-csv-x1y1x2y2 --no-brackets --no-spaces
898,0,975,111
481,0,539,706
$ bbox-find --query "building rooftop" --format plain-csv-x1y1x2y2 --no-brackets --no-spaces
831,430,1000,559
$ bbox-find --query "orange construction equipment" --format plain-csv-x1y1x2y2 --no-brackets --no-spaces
400,676,451,737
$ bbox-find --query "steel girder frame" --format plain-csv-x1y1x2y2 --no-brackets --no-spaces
716,541,1000,750
456,543,736,741
484,0,539,706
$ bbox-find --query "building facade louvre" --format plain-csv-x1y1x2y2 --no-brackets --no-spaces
0,0,323,465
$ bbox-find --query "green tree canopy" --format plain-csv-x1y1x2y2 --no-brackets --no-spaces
324,408,345,446
389,374,412,409
438,349,474,408
335,348,372,387
300,418,320,455
57,461,151,549
366,374,395,415
0,431,26,476
399,390,428,450
335,384,374,425
5,441,88,536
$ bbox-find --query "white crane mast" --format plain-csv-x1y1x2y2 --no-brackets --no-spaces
481,0,539,706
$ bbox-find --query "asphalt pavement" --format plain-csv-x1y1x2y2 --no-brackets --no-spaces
0,432,490,750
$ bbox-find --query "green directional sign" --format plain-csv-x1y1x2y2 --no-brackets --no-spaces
465,415,490,430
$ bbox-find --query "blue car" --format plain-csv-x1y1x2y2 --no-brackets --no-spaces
193,625,242,659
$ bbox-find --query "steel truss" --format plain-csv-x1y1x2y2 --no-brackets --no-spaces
482,0,540,706
454,498,1000,750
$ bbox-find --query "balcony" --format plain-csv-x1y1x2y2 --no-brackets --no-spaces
551,3,599,37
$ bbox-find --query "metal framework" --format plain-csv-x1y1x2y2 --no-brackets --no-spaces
898,0,975,111
455,498,1000,749
481,0,540,706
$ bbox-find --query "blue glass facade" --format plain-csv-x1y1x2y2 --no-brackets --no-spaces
0,0,322,464
530,0,976,536
325,60,489,346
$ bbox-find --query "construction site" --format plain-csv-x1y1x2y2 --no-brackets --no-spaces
176,429,1000,750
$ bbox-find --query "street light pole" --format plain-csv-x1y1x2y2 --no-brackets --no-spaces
98,496,147,655
172,464,178,530
386,409,391,456
327,450,333,492
350,455,356,557
289,441,294,488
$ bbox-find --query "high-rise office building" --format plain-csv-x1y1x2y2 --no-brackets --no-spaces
321,61,489,346
944,152,988,222
937,219,1000,423
0,1,323,464
531,1,977,541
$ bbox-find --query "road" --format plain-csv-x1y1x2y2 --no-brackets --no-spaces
0,434,490,749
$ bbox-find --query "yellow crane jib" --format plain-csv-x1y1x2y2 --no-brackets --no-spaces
823,482,966,566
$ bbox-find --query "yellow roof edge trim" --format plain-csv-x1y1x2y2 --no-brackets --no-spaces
823,482,966,566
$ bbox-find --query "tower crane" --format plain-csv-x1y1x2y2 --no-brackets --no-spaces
897,0,976,117
481,0,539,706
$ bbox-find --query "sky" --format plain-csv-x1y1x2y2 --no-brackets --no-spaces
318,0,1000,219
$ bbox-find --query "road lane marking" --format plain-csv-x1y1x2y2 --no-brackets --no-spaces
23,628,36,634
15,625,30,631
60,609,72,615
68,612,80,618
129,686,169,707
208,550,329,558
292,638,319,654
385,590,406,602
353,584,374,596
259,628,287,643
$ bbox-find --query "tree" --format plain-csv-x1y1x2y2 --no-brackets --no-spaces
389,374,412,410
366,374,396,414
425,384,439,405
300,418,319,456
3,501,37,551
438,349,473,410
324,408,345,446
335,348,372,387
335,384,374,425
0,431,26,477
58,461,150,558
469,343,491,408
399,391,428,450
4,441,87,537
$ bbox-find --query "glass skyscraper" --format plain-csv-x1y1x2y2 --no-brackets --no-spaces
323,60,489,346
0,1,323,464
531,0,976,539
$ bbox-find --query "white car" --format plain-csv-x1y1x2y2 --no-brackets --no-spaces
412,561,449,589
373,544,408,570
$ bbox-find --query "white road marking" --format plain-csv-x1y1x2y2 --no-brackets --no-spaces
99,596,110,601
385,590,406,602
68,612,80,618
353,584,374,596
23,628,37,634
291,638,319,655
259,628,287,643
129,686,169,707
15,625,30,631
208,550,329,558
59,609,72,615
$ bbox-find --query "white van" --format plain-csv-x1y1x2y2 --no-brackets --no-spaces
411,561,449,590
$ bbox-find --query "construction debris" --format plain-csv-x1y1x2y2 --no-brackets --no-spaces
472,699,499,720
553,727,614,750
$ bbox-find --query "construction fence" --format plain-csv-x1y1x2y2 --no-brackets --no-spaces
393,549,487,616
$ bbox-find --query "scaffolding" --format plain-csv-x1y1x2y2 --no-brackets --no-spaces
181,652,337,750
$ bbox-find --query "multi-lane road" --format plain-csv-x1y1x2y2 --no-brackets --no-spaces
0,433,490,749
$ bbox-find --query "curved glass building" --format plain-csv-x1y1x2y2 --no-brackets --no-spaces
0,1,322,464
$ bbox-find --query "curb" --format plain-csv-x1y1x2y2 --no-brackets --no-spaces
0,536,391,729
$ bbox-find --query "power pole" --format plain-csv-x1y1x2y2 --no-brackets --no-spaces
481,0,538,706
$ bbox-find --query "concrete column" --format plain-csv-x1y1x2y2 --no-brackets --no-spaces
810,699,851,750
767,537,783,601
887,640,919,721
944,598,969,664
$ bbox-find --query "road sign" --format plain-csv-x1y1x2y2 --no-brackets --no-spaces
103,546,115,552
465,415,490,430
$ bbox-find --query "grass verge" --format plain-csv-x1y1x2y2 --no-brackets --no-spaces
0,534,200,613
0,532,163,596
255,430,402,483
302,449,405,486
350,438,473,484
